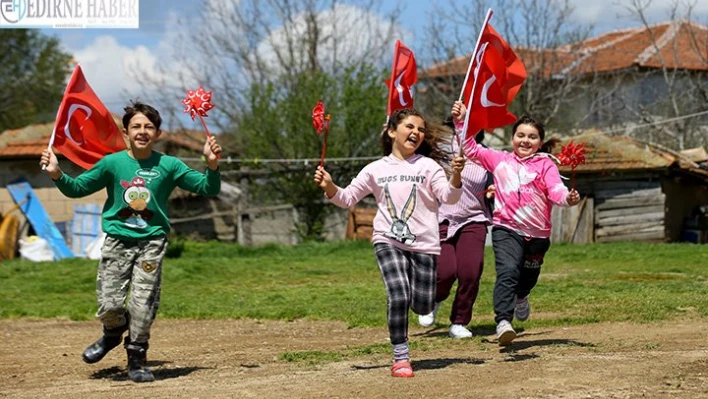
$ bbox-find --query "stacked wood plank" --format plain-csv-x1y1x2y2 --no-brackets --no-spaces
346,207,376,240
594,181,666,242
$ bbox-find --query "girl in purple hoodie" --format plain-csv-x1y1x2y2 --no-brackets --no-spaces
314,108,464,378
453,101,580,346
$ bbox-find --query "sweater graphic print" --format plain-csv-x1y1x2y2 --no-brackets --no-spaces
117,176,154,229
383,183,417,245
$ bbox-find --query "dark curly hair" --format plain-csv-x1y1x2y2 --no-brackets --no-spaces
380,108,448,164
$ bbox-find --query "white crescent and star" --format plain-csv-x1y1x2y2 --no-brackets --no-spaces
64,104,92,145
394,70,409,106
473,42,506,108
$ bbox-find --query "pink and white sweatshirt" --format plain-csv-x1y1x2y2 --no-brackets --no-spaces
464,135,570,238
328,154,462,255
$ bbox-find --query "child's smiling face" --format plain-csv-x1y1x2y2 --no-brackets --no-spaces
512,123,541,158
123,112,161,154
388,115,426,159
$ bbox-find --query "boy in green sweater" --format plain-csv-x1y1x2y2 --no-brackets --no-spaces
40,101,221,383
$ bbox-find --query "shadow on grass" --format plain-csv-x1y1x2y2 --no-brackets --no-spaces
90,360,212,381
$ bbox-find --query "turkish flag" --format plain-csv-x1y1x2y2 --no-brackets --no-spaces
460,20,527,140
50,65,126,169
385,40,417,116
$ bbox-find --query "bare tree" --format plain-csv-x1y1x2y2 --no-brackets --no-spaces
417,0,595,135
130,0,406,240
131,0,403,133
610,0,708,150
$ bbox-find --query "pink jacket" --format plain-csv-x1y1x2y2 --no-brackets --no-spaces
464,136,570,238
328,154,462,255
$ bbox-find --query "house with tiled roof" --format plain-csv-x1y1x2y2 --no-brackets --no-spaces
423,20,708,130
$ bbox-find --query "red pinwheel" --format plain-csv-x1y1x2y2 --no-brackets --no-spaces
181,86,219,158
558,141,587,189
312,100,331,167
312,100,326,134
182,86,215,137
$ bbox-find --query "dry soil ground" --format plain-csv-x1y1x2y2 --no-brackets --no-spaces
1,318,707,398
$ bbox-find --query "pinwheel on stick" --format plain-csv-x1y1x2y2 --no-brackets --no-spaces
312,100,331,168
182,86,219,159
557,141,587,190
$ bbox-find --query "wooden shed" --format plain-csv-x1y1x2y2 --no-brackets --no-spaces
552,131,708,243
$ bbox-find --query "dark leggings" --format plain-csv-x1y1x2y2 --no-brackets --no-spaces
436,222,487,325
491,226,550,324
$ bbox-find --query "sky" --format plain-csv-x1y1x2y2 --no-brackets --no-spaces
36,0,708,128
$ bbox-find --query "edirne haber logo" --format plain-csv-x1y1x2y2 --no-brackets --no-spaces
0,0,139,28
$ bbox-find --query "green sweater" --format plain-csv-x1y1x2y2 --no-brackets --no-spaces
55,150,221,240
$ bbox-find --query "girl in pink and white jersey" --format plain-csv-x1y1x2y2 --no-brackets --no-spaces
453,101,580,346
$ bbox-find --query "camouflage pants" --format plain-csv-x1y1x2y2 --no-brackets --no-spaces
95,236,168,348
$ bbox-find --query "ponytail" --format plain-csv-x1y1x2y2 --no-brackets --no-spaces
539,137,560,154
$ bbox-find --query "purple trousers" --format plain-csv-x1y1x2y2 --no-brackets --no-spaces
436,222,487,325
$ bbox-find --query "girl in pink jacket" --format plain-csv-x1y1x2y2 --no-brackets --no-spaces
314,108,464,378
454,101,580,346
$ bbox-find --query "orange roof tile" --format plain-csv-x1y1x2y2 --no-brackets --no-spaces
0,121,206,158
554,130,688,173
424,20,708,79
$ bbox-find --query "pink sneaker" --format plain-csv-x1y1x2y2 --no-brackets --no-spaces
391,360,414,378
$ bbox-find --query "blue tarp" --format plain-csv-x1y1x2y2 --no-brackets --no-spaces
6,178,74,260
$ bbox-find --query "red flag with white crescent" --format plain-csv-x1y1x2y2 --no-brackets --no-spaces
51,65,126,169
460,11,527,142
385,40,417,116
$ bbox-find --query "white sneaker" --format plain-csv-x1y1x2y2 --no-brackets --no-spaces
496,320,516,345
449,324,473,339
515,296,530,321
418,303,439,327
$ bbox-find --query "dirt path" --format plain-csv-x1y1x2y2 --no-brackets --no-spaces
1,318,707,398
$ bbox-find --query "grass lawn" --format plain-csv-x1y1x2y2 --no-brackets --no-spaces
1,240,707,331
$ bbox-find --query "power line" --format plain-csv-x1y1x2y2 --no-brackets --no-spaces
601,109,708,134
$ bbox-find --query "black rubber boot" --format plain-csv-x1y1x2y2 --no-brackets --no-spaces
82,322,128,364
125,339,155,383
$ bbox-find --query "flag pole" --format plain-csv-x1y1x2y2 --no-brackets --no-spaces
457,8,493,155
458,8,493,103
386,39,401,119
459,47,490,156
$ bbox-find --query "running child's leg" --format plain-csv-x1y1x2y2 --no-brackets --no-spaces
516,237,550,299
374,243,413,363
491,227,525,324
450,223,486,326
